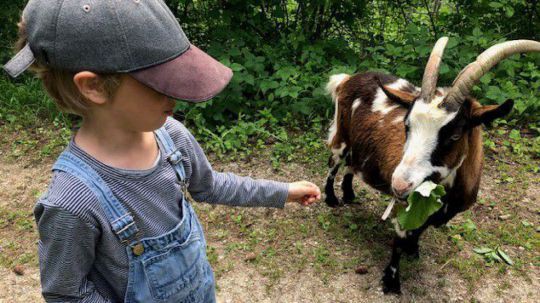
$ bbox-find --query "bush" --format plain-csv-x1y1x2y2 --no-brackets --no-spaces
1,0,538,153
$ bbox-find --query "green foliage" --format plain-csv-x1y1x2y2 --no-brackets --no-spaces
0,1,25,64
396,182,446,231
1,0,539,155
473,246,514,266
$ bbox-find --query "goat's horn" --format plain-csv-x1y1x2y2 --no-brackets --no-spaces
420,37,449,103
443,40,540,111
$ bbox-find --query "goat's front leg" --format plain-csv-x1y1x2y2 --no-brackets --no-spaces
341,153,355,204
324,146,348,207
382,235,404,294
382,221,430,294
324,156,342,207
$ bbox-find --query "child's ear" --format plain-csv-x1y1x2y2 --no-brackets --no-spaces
471,99,514,127
73,71,109,105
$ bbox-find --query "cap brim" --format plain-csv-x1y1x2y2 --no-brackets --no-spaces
3,44,35,78
130,44,233,102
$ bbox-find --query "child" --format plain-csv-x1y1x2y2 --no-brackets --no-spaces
4,1,320,302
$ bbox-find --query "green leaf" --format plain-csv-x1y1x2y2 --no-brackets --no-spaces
397,182,445,230
489,2,504,9
480,73,493,84
505,6,514,17
446,38,459,49
472,27,482,37
462,219,477,233
260,80,280,93
486,86,503,101
473,247,493,254
229,47,241,57
509,129,521,140
489,251,503,262
521,220,533,227
230,63,244,72
497,247,514,265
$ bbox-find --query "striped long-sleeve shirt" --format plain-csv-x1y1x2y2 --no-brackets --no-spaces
34,117,289,302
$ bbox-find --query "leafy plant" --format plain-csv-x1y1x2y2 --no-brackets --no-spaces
396,181,446,231
473,246,514,266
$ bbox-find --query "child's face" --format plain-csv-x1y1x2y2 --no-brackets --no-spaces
108,75,176,132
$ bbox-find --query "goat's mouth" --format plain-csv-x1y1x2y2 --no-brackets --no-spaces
392,193,410,201
391,186,413,200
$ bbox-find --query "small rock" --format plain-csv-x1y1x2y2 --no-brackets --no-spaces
13,265,24,276
245,253,257,262
499,214,511,220
518,246,525,251
355,265,369,275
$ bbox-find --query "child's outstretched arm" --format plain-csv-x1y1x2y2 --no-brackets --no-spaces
172,121,320,208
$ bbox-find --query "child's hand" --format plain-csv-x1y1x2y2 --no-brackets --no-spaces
287,181,321,206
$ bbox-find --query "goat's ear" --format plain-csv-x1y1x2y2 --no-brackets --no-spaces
471,99,514,127
376,77,416,108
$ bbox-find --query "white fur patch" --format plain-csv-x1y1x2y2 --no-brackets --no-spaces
351,98,362,115
441,156,466,188
326,74,350,145
361,156,370,169
371,78,411,115
327,98,339,145
392,218,407,238
326,74,350,100
331,142,347,164
392,116,404,125
390,266,397,278
392,92,458,195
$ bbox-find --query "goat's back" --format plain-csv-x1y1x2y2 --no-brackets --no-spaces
328,72,417,193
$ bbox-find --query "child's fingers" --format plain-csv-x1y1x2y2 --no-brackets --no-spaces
304,182,321,196
301,194,318,205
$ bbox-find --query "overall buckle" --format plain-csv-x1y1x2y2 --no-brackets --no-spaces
122,231,145,256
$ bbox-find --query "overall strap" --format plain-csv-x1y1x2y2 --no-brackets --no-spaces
155,126,187,183
52,151,140,244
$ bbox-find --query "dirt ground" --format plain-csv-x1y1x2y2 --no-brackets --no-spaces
0,142,538,303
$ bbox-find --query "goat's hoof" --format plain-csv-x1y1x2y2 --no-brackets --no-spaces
403,246,420,260
405,249,420,260
405,251,420,260
342,194,356,204
324,197,342,208
402,241,420,259
382,267,401,294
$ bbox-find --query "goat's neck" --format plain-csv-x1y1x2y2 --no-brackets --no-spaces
452,126,484,205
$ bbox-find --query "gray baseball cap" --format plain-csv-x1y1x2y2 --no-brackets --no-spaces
3,0,232,102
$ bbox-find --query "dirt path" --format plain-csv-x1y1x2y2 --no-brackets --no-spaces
0,148,538,302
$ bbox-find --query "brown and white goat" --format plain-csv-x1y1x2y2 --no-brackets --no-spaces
324,38,540,294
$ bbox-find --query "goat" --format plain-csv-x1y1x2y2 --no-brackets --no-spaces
324,38,540,294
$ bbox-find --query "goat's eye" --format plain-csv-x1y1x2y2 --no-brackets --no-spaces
451,134,461,141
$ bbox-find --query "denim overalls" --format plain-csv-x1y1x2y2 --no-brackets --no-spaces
52,126,216,302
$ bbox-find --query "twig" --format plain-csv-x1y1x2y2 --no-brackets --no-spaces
422,0,439,38
440,258,452,270
488,155,516,166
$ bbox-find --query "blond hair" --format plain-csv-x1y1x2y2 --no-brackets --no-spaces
15,19,122,116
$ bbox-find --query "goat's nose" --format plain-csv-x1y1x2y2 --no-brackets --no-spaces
392,179,413,198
